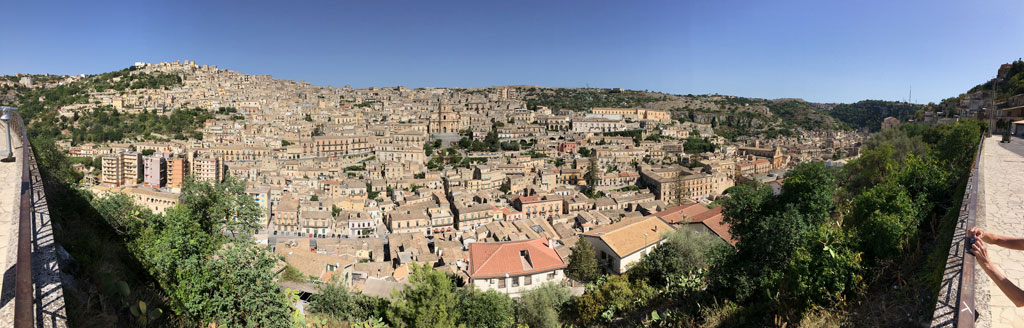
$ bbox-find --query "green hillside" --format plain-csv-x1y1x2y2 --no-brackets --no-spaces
829,100,923,132
970,59,1024,101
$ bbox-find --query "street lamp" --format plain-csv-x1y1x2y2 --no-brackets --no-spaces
1,106,16,163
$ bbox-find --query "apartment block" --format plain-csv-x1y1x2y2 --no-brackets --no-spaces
101,152,142,187
143,155,167,188
193,154,223,183
167,156,190,191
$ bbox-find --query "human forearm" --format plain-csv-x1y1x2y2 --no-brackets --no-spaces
980,261,1024,307
983,233,1024,251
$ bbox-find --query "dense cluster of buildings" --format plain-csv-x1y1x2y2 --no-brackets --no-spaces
58,61,866,297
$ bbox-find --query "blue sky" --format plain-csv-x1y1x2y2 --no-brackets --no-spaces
1,0,1022,103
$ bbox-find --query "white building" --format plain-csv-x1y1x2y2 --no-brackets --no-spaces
468,238,567,298
582,216,675,274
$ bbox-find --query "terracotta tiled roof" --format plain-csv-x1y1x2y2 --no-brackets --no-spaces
583,216,675,258
653,204,709,224
515,195,540,203
687,206,723,223
469,239,566,279
695,209,736,246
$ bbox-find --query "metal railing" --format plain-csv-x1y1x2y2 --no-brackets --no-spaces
13,112,33,328
931,135,985,327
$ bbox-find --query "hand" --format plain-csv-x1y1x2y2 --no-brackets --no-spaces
969,227,992,243
973,239,992,268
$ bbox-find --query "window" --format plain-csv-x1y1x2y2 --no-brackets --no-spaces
524,275,532,285
548,272,556,280
511,277,520,287
498,279,506,288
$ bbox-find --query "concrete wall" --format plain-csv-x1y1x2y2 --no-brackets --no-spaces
472,269,564,298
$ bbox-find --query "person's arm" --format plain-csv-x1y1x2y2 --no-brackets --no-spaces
970,227,1024,251
973,239,1024,307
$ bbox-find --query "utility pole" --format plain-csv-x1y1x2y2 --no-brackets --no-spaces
990,77,999,137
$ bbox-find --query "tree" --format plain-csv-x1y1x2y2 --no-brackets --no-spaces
569,275,655,325
584,154,599,189
92,156,103,172
387,264,458,328
848,181,920,263
175,241,293,327
935,121,984,176
630,228,720,287
683,136,716,154
778,162,836,223
309,280,389,322
457,289,514,328
783,223,863,309
673,166,686,205
424,140,435,156
716,181,806,303
578,147,592,157
566,236,600,283
499,179,511,194
516,283,571,328
180,176,263,238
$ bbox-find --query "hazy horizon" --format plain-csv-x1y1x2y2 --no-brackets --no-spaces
2,0,1022,104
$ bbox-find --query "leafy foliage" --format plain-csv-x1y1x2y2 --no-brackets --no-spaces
970,59,1024,101
630,228,722,288
457,289,515,328
765,99,840,131
565,236,600,283
387,264,458,328
848,181,920,262
523,87,662,111
309,280,389,323
93,177,293,326
175,241,293,327
714,162,861,320
683,135,716,154
516,283,572,328
568,274,656,326
829,100,923,132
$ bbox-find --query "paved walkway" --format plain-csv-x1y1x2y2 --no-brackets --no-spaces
0,121,26,325
977,136,1024,328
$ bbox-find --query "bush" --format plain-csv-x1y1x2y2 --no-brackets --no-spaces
457,289,515,328
516,283,571,328
569,275,656,325
630,228,721,287
848,181,920,263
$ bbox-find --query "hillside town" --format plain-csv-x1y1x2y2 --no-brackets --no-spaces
19,60,874,298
